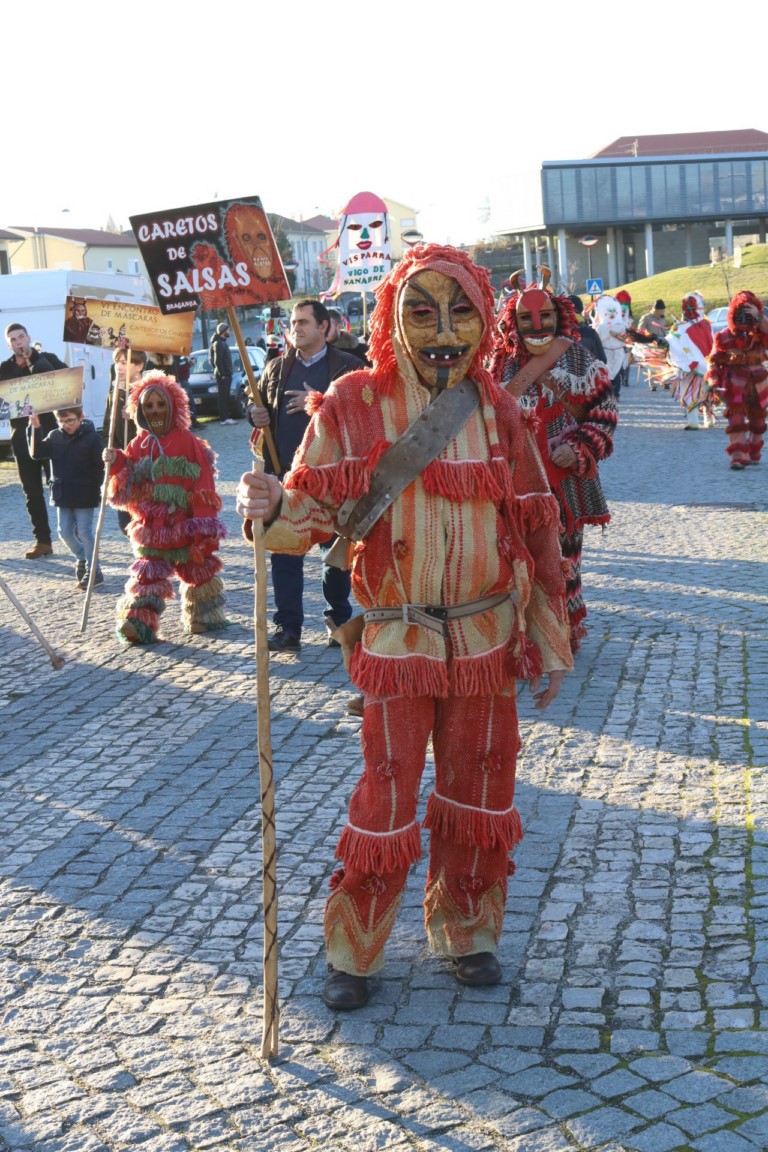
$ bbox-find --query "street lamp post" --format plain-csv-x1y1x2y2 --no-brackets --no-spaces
578,235,600,287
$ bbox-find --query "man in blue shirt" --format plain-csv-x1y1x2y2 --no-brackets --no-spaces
248,299,360,650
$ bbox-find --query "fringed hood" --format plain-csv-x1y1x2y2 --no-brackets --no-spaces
129,371,192,434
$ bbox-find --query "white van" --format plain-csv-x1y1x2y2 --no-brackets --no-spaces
0,269,156,455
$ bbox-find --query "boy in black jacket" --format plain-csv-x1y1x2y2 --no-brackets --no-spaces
28,406,105,589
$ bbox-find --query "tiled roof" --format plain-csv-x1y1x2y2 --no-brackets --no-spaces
7,227,139,246
591,130,768,158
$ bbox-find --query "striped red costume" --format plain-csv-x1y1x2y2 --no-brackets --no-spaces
705,291,768,469
491,284,617,651
247,246,572,993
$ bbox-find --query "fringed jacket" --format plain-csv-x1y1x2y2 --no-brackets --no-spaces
498,343,617,535
257,368,572,699
107,427,226,560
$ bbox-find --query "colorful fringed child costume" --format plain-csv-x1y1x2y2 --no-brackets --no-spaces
666,292,714,429
106,371,228,643
242,245,572,1004
705,291,768,469
490,275,617,652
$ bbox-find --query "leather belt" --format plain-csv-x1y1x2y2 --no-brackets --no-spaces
363,591,516,637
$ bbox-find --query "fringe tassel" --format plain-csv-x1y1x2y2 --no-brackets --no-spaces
349,647,449,699
151,483,190,510
130,521,190,549
424,792,523,852
137,544,192,564
505,634,543,681
126,594,166,613
184,516,227,540
516,493,560,535
175,556,223,584
182,576,224,605
126,577,174,599
116,618,156,646
129,558,174,581
195,488,223,510
118,603,162,629
151,455,200,481
335,821,422,874
422,460,505,503
449,644,509,696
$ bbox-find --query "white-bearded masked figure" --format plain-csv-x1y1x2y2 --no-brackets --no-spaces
592,295,628,399
666,293,715,429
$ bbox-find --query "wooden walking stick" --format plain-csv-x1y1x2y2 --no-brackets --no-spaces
0,571,65,669
247,429,279,1060
80,347,128,633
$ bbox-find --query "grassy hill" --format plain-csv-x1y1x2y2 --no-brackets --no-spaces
604,243,768,319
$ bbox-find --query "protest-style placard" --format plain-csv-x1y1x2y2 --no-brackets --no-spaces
129,196,290,315
62,296,195,355
0,367,84,417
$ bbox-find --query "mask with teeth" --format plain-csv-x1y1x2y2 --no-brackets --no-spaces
398,269,484,390
515,288,558,356
140,387,171,436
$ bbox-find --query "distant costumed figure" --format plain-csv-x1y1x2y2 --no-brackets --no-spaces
591,294,629,398
491,271,617,652
105,371,229,643
705,290,768,469
666,292,715,429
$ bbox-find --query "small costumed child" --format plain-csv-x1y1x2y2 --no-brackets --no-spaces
103,371,228,644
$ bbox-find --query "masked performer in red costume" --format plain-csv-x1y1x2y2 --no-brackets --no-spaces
103,372,228,644
705,291,768,470
490,272,617,652
236,245,572,1010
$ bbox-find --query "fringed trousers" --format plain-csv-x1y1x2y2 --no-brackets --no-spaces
724,382,768,465
325,690,522,976
117,552,226,642
561,527,586,652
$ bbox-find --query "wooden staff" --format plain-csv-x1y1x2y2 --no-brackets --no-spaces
80,348,128,632
226,307,280,474
0,571,65,669
226,307,280,1054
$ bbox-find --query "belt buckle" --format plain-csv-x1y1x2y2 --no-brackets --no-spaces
423,604,448,624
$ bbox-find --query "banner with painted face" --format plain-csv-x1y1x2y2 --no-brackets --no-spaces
0,366,84,417
62,296,195,355
129,196,290,315
324,191,391,295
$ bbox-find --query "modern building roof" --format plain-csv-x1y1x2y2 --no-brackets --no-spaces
591,129,768,159
7,227,138,247
304,214,338,232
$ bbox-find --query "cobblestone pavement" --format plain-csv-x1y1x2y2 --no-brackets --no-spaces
1,372,767,1152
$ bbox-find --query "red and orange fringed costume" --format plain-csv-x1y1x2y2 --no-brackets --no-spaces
490,282,617,651
247,246,572,977
107,372,228,644
705,290,768,469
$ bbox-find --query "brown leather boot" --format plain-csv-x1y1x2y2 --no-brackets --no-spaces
453,952,502,986
322,967,369,1010
25,542,53,559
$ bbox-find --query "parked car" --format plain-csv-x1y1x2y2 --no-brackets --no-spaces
706,307,729,336
186,345,266,419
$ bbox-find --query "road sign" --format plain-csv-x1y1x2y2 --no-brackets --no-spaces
587,278,603,296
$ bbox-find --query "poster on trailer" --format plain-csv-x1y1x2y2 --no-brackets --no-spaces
129,195,291,315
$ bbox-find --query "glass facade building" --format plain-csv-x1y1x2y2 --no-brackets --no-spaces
542,154,768,228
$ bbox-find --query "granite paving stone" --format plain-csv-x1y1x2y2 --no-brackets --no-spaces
0,382,766,1149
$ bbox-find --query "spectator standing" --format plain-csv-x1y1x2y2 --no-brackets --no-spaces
326,308,371,365
104,348,147,534
567,295,606,363
247,298,360,651
27,407,104,588
210,322,235,425
0,323,67,558
638,299,671,341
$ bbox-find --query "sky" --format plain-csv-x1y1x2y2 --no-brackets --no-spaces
4,3,766,248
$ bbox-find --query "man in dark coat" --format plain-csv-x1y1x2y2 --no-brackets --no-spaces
0,323,66,558
210,321,235,425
